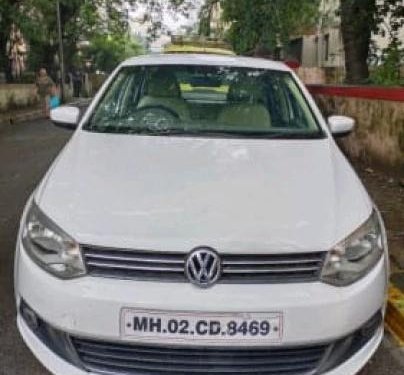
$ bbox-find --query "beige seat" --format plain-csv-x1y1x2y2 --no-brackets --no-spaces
218,79,271,129
138,71,190,121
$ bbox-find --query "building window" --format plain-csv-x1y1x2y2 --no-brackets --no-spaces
324,34,330,62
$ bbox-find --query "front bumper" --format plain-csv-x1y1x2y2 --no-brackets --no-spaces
15,241,387,346
16,240,388,374
18,311,384,375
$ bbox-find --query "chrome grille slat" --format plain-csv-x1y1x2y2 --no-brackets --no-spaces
86,261,184,273
72,337,328,375
82,245,325,283
222,259,322,265
85,251,185,264
223,266,320,274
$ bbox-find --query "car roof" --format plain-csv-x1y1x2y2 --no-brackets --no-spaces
121,54,291,72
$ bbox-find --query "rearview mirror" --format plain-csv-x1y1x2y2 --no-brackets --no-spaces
50,106,80,130
328,116,355,137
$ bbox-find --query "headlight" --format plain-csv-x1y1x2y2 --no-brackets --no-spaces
22,201,86,279
321,210,385,286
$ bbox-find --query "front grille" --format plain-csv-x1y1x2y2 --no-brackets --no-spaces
72,337,330,375
82,245,326,283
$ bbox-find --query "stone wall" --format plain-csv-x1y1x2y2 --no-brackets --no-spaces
0,84,38,112
309,89,404,175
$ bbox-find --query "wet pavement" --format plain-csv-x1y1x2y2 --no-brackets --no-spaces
0,120,403,374
354,164,404,272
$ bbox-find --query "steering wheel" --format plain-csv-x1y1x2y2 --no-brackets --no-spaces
127,105,179,130
136,105,180,119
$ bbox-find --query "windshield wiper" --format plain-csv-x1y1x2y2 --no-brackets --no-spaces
84,126,325,139
179,130,325,139
256,132,325,139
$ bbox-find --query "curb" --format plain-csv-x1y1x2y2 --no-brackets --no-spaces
0,99,91,130
0,109,43,127
385,274,404,347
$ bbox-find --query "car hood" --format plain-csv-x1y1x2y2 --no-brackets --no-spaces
36,132,372,254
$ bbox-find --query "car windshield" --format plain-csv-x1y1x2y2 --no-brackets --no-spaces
84,64,324,139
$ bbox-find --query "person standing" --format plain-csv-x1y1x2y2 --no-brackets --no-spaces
35,68,54,117
72,68,83,98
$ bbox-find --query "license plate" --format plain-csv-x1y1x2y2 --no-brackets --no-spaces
121,309,283,345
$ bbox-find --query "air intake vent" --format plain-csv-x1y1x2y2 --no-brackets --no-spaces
72,337,329,375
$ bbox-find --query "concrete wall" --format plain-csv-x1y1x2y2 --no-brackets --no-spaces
297,66,346,85
301,35,318,68
298,67,326,84
0,84,38,113
310,91,404,174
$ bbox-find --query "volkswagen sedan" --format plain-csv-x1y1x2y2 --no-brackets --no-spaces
15,54,388,375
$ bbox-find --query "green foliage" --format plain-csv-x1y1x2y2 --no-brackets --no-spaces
18,71,36,84
367,0,404,86
130,0,198,41
339,0,404,84
370,40,403,86
220,0,320,55
0,0,198,76
0,0,140,75
89,35,144,73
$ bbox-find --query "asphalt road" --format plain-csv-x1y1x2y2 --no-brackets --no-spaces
0,119,403,375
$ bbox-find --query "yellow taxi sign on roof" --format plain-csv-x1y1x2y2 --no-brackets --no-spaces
164,36,235,56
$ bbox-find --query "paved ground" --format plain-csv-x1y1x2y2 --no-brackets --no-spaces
354,164,404,273
0,120,403,374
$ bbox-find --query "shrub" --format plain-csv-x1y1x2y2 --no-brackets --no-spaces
370,40,403,86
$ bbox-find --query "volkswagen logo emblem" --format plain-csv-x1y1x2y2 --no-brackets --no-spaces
185,247,221,288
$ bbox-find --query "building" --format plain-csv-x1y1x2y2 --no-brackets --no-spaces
288,0,404,70
287,0,345,69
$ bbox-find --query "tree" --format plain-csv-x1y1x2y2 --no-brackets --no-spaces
198,0,217,37
340,0,404,84
368,1,404,86
0,0,197,78
218,0,319,56
0,0,143,78
130,0,199,42
339,0,377,84
199,0,402,84
89,35,144,72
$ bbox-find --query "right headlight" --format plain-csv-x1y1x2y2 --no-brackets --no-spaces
321,210,385,286
21,201,86,279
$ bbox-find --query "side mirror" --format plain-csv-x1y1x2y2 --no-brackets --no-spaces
328,115,355,137
50,106,80,130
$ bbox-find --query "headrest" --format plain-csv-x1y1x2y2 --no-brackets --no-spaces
228,77,265,104
146,70,180,98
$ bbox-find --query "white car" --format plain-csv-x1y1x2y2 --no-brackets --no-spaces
15,54,389,375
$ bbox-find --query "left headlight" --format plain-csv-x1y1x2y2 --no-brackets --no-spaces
22,201,86,279
321,210,385,287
